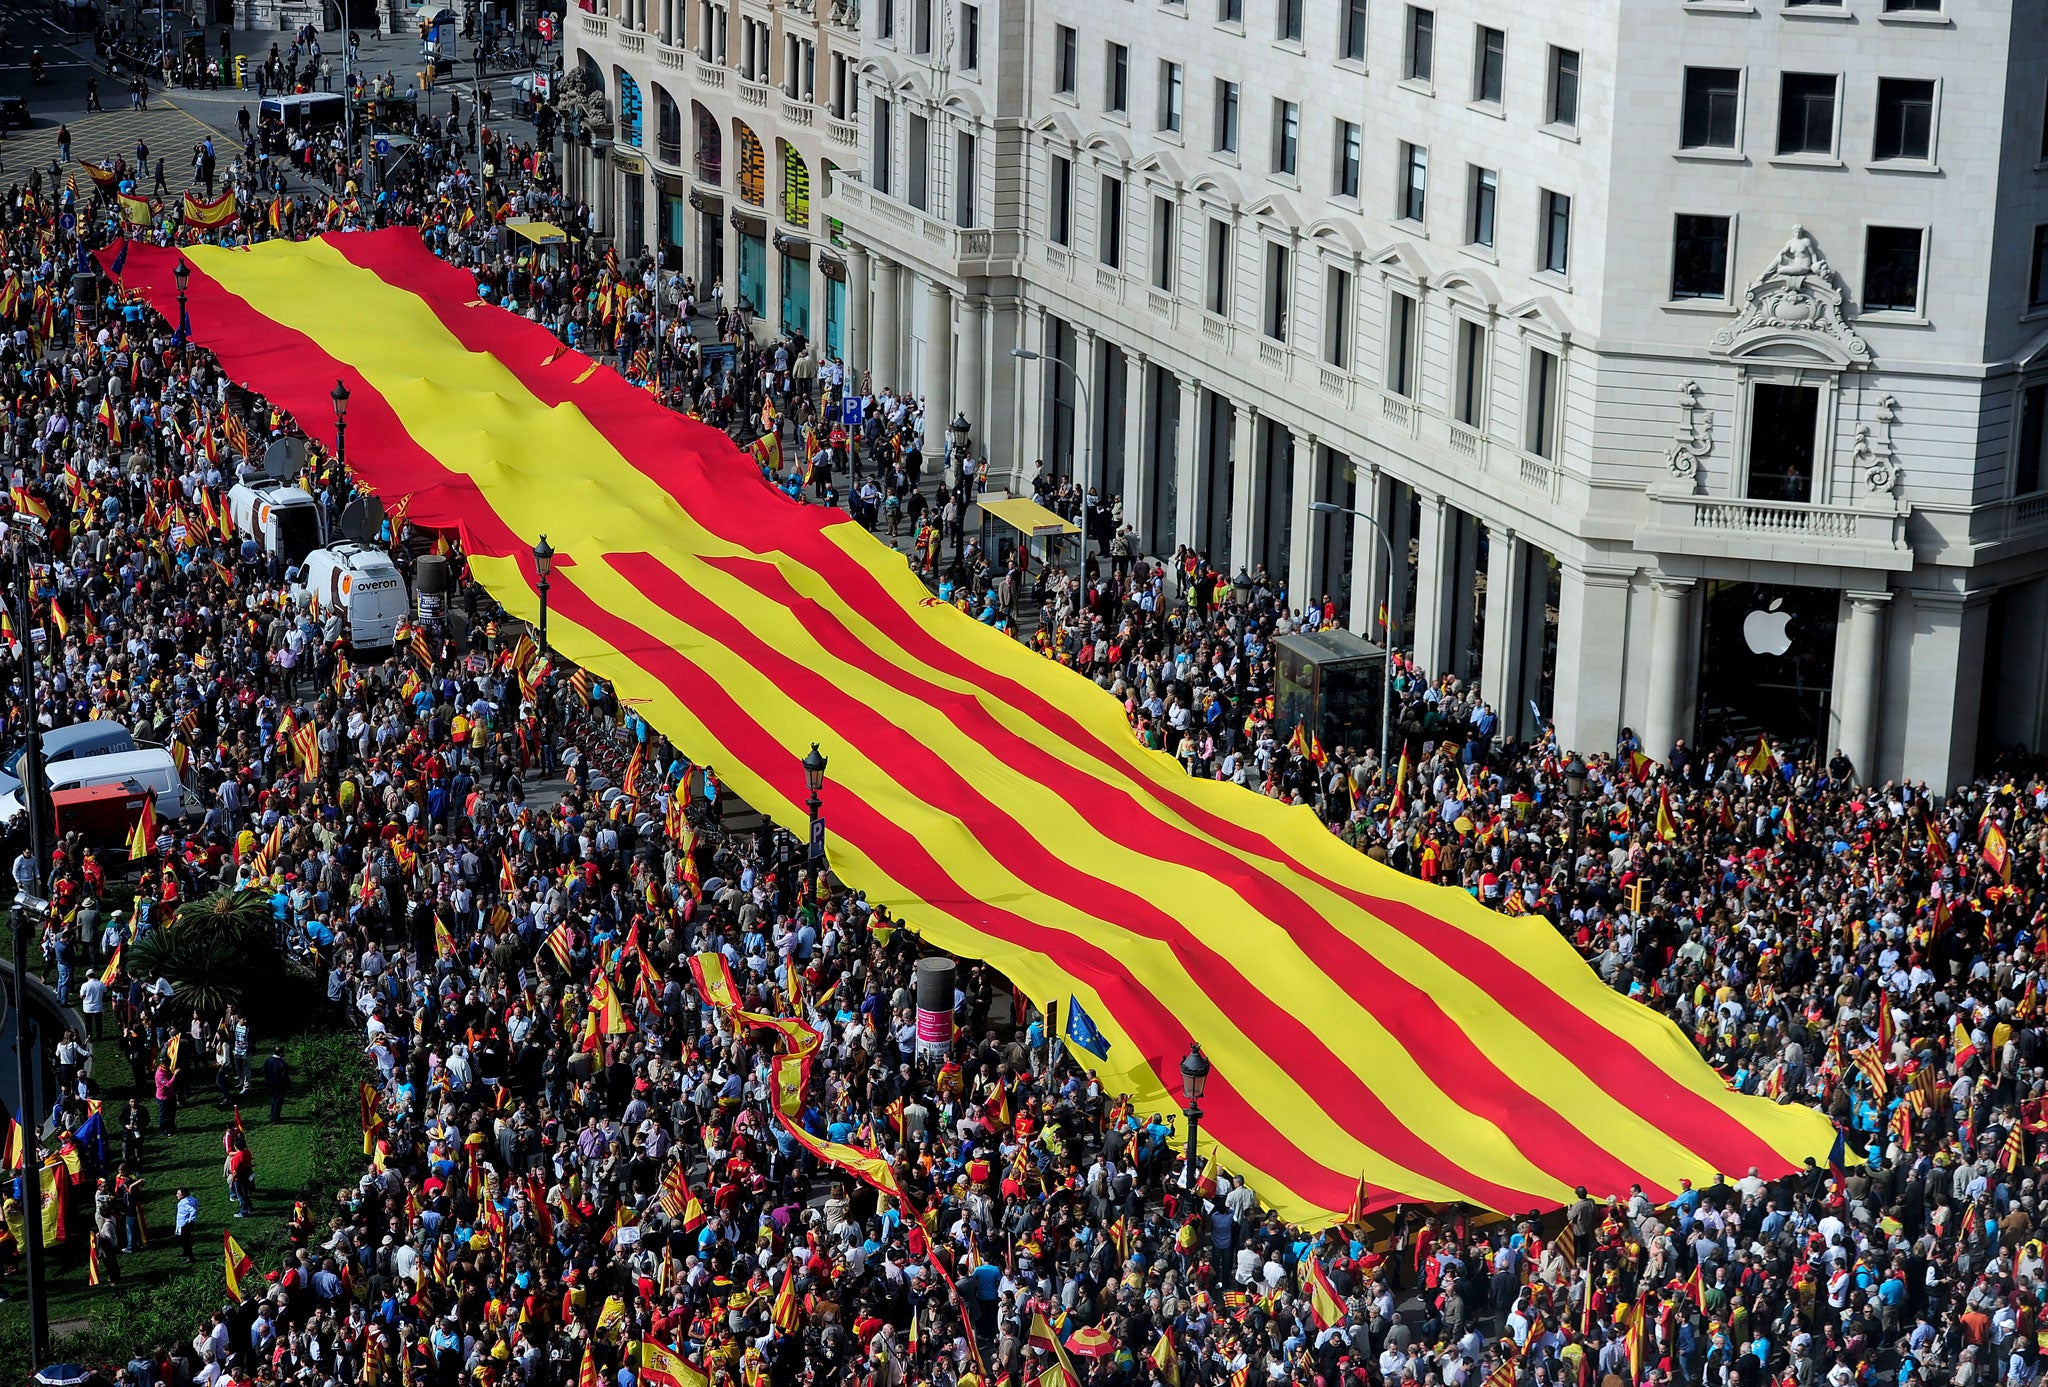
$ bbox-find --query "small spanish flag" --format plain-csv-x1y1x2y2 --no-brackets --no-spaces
223,1230,255,1300
127,790,157,861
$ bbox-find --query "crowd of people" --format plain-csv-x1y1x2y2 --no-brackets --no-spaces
0,59,2043,1387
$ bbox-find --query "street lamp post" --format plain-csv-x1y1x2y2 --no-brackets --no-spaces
1179,1041,1209,1192
7,531,50,1368
532,535,554,651
802,742,828,866
947,411,971,467
641,254,662,391
331,378,350,468
172,258,190,344
1307,499,1397,777
1563,752,1589,854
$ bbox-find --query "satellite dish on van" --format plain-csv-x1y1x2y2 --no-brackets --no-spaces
262,436,307,480
337,495,386,543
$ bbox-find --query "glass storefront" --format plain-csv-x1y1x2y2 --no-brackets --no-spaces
779,250,810,339
738,229,767,315
1695,579,1841,758
824,273,845,359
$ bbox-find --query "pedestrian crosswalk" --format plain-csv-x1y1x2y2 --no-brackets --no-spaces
1,99,223,196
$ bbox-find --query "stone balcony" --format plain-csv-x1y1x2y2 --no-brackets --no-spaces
1639,490,1914,571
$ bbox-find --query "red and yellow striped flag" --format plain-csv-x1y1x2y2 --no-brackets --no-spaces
100,230,1837,1224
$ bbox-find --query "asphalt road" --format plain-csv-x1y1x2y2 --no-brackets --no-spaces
0,0,551,191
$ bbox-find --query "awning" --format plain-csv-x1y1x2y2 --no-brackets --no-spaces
980,496,1078,538
505,220,569,246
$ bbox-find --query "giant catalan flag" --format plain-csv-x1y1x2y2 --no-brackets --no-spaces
104,231,1833,1224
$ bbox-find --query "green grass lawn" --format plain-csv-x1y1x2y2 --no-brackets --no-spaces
0,1024,365,1378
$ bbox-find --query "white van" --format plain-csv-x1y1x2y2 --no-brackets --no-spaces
0,718,136,797
298,543,410,652
0,747,195,823
228,483,328,567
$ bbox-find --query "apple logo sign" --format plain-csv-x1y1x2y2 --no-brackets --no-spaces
1742,598,1794,657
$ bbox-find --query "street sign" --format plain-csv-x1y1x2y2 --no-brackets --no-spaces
808,816,826,862
375,137,391,156
840,396,864,430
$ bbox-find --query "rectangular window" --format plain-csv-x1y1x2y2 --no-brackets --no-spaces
1671,213,1732,299
1054,25,1077,95
1525,347,1559,459
1336,121,1362,197
1540,190,1571,275
2018,383,2047,496
1215,80,1240,151
1873,77,1935,162
1099,174,1124,267
959,3,979,69
1777,72,1838,157
1473,26,1504,104
1107,43,1129,113
1747,384,1817,503
1264,242,1290,339
2041,77,2048,163
2029,225,2048,308
1681,67,1740,149
1399,141,1427,222
1454,318,1487,427
1404,6,1433,82
1049,154,1072,244
1219,0,1242,22
912,0,931,53
1862,226,1924,313
1882,0,1940,9
1153,197,1177,290
1341,0,1367,60
1207,218,1232,313
1548,47,1579,128
906,113,929,210
1467,166,1496,247
1279,0,1303,40
955,131,977,226
1324,267,1352,366
1274,100,1299,174
1385,290,1417,396
1160,61,1183,132
871,97,892,191
876,0,892,40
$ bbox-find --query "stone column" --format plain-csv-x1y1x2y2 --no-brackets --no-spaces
872,257,902,392
1173,374,1200,555
1017,303,1047,476
1409,492,1449,674
986,297,1023,486
1288,433,1319,616
1551,562,1632,756
921,279,954,442
1072,324,1098,492
1480,527,1526,731
1348,463,1384,639
721,209,742,318
845,245,872,389
1228,400,1257,573
1122,351,1149,551
957,295,987,460
1835,589,1892,783
1641,575,1696,764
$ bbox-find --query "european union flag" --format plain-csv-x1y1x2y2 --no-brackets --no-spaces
1065,995,1110,1060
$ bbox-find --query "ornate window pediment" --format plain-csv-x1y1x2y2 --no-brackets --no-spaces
1711,225,1871,368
